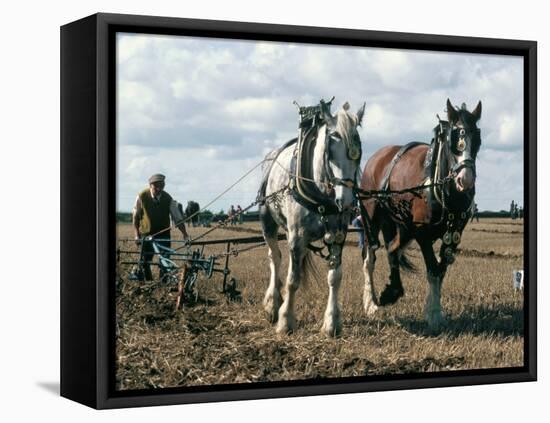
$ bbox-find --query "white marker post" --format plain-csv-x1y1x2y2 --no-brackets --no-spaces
513,270,524,290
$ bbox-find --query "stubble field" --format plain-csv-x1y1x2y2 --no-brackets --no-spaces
115,218,524,391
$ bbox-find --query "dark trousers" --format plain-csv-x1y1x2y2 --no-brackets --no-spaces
141,232,171,281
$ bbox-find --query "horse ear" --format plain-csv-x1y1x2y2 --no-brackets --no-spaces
472,101,482,121
356,102,366,126
447,98,459,123
319,100,336,127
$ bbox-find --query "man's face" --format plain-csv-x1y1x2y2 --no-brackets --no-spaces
150,181,165,197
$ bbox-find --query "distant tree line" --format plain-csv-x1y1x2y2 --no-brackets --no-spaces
116,210,261,223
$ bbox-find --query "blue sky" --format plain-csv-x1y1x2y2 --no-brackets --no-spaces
116,33,524,213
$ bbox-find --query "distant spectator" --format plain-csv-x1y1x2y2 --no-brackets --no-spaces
352,214,365,249
470,203,479,223
236,205,243,224
228,205,236,225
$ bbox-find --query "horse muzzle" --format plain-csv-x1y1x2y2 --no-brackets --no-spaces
451,159,476,192
455,167,475,192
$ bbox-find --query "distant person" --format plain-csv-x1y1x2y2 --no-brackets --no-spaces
228,205,236,225
510,200,516,219
470,203,479,223
236,205,243,224
185,200,201,227
130,174,189,281
352,214,365,249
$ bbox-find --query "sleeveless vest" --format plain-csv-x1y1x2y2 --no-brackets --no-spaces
138,189,172,236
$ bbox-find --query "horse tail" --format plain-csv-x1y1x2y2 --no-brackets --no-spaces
301,250,321,290
398,250,417,273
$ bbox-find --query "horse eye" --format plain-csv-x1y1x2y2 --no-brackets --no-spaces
459,128,466,136
348,146,361,160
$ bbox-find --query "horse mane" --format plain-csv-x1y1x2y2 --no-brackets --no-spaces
424,121,447,181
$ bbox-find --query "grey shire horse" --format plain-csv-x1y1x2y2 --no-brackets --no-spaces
258,99,365,337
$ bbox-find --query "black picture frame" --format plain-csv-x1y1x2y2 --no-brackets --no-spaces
60,12,537,409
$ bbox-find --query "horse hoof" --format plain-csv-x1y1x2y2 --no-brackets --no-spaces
276,315,295,335
364,302,378,315
263,292,282,324
322,312,342,337
379,284,404,306
426,313,447,334
265,310,279,324
321,322,342,338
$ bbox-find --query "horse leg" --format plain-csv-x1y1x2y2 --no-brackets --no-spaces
260,205,283,323
262,234,283,323
379,222,405,305
322,264,343,337
418,239,446,332
362,246,379,314
361,205,380,314
276,239,304,334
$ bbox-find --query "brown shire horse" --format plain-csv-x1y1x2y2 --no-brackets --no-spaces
360,99,482,331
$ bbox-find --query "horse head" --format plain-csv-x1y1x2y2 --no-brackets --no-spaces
319,100,366,212
444,99,482,193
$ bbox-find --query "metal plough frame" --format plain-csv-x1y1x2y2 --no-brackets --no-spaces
117,233,286,307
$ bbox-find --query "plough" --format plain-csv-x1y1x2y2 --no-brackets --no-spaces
116,233,286,308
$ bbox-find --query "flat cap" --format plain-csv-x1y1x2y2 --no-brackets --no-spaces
148,174,166,184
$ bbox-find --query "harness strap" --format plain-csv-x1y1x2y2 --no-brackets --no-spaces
290,116,343,215
380,142,428,191
289,146,340,215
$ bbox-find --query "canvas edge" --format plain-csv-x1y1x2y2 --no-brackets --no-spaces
60,13,99,409
58,12,537,410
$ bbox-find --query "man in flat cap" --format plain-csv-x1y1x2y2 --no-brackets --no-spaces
130,174,189,281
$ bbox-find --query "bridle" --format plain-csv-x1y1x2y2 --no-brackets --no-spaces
323,130,362,194
444,125,479,179
427,119,480,265
291,101,362,215
289,102,363,268
432,120,479,198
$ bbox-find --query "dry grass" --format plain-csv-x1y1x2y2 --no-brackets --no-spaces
115,218,524,391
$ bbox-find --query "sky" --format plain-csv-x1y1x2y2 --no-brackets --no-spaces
116,33,524,213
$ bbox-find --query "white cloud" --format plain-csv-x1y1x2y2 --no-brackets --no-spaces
498,114,523,146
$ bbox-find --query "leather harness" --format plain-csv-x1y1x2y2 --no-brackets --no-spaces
380,141,428,192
